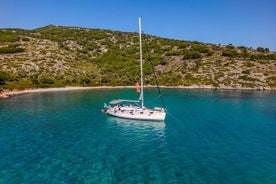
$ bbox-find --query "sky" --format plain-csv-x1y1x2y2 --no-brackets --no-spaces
1,0,276,51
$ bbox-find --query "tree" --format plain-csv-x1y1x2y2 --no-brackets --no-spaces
257,47,269,53
0,70,9,84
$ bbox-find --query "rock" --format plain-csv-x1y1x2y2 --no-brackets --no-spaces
0,93,10,99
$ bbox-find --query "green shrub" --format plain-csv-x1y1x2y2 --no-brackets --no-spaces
250,53,276,60
241,70,250,74
226,44,235,49
0,44,25,54
0,31,20,42
192,44,210,54
80,77,91,85
0,70,9,84
266,76,276,87
257,47,269,53
222,49,239,57
38,74,55,84
32,78,39,85
165,50,182,56
244,61,255,67
22,37,30,42
183,50,202,59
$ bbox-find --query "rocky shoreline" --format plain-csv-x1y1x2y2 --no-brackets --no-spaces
1,85,275,99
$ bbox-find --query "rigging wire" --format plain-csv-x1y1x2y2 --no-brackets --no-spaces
143,34,186,125
166,111,186,125
143,34,167,112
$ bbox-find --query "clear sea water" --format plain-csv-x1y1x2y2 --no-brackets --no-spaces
0,89,275,184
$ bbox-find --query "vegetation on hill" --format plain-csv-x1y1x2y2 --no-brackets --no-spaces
0,25,275,91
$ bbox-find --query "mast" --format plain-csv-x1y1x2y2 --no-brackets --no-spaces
138,17,144,108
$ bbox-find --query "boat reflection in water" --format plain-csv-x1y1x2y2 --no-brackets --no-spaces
106,117,166,136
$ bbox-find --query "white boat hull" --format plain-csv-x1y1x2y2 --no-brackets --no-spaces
105,107,166,121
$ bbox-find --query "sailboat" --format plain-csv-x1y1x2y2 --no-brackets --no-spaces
102,17,166,121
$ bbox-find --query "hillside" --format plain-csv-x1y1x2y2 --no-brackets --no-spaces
0,25,276,90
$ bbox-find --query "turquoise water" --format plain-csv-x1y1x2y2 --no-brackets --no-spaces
0,89,275,183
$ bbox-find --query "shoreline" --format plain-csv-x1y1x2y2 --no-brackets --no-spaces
0,86,135,99
1,85,275,99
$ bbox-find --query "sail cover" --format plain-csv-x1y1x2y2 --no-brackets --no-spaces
109,99,140,104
